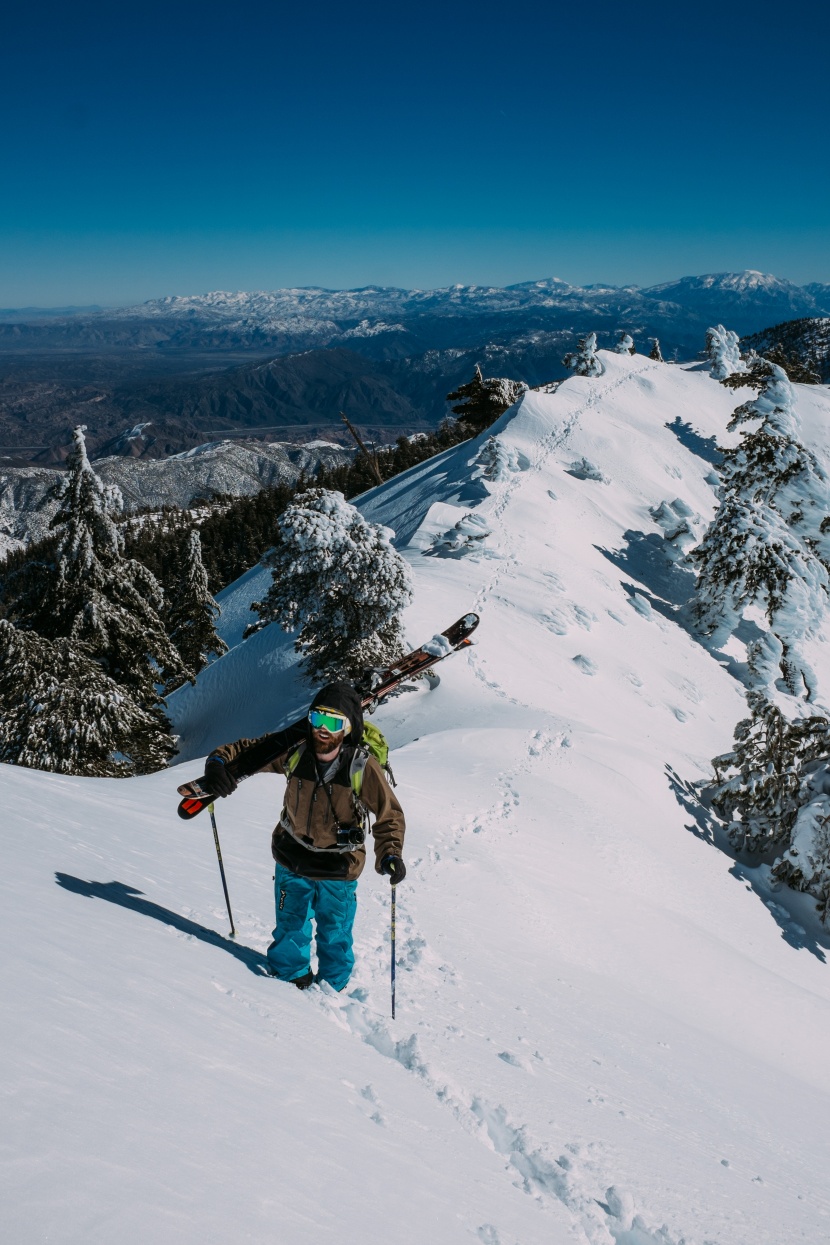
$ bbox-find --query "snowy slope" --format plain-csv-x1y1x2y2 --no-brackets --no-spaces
5,355,830,1245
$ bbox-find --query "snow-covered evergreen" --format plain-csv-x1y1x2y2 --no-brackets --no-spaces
695,361,830,917
709,690,830,921
614,331,635,355
446,365,527,434
0,619,176,775
9,426,189,708
709,693,830,852
562,331,604,376
773,767,830,921
690,365,830,699
470,436,521,483
165,529,227,691
248,488,413,681
649,337,664,361
705,324,747,380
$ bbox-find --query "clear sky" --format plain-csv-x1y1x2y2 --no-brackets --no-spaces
2,0,828,306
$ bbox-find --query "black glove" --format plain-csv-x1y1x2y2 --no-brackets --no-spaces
204,757,237,798
380,856,406,884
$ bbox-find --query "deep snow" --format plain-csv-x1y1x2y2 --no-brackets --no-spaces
4,354,830,1244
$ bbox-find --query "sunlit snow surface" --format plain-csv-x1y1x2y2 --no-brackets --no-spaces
4,353,830,1244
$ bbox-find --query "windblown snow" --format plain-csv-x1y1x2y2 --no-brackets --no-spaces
4,353,830,1245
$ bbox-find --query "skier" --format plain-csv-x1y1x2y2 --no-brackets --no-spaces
202,681,406,991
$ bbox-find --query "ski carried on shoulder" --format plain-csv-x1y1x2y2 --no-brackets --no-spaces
355,611,478,706
176,612,479,820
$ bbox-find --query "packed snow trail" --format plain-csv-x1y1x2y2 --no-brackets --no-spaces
6,354,830,1244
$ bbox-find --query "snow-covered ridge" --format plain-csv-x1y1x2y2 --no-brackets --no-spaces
6,353,830,1244
0,438,352,556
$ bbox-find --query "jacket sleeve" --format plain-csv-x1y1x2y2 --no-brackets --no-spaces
360,757,406,871
208,717,307,779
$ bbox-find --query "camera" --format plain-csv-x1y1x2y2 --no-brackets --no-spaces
336,825,365,848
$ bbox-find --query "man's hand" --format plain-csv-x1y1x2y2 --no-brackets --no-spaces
380,856,406,884
204,757,237,798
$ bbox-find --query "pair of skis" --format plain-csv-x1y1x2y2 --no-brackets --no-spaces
176,612,479,819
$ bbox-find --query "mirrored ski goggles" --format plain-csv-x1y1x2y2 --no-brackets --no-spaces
308,708,351,735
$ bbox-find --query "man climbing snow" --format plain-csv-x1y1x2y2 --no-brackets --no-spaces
202,681,406,991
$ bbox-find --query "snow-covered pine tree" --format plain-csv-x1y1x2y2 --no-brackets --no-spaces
705,324,747,381
0,618,177,775
446,365,527,434
470,435,520,482
698,362,830,920
9,426,189,707
723,348,821,391
649,338,664,362
164,528,227,691
247,488,413,682
772,765,830,923
614,331,635,355
709,692,830,852
690,365,830,699
707,691,830,923
562,332,604,377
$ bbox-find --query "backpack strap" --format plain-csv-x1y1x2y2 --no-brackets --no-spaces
349,746,370,801
286,741,307,775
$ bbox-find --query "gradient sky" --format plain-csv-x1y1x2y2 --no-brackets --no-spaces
2,0,828,305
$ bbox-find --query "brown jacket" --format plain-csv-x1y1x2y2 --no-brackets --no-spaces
213,731,405,882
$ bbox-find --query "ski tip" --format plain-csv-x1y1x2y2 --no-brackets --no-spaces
177,796,208,820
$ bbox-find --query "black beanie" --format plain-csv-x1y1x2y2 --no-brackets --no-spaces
309,682,364,742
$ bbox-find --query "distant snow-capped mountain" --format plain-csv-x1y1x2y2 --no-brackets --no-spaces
641,270,824,324
113,278,595,323
116,270,825,322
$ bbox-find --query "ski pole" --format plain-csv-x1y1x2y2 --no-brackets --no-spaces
208,803,236,938
390,881,397,1019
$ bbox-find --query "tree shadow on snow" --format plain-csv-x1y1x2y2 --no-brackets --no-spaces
664,416,722,466
597,532,765,688
54,873,270,975
664,767,830,962
598,531,696,612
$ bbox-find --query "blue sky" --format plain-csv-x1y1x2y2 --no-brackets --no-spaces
2,0,828,305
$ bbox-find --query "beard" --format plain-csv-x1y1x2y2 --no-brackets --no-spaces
312,731,343,760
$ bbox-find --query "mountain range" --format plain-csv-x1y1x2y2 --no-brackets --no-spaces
4,270,829,353
0,271,828,465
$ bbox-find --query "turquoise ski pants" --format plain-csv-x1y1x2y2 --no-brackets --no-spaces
267,865,358,991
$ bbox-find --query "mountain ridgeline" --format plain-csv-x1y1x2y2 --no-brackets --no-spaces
2,270,829,467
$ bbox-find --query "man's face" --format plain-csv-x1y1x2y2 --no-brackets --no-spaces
308,707,350,756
